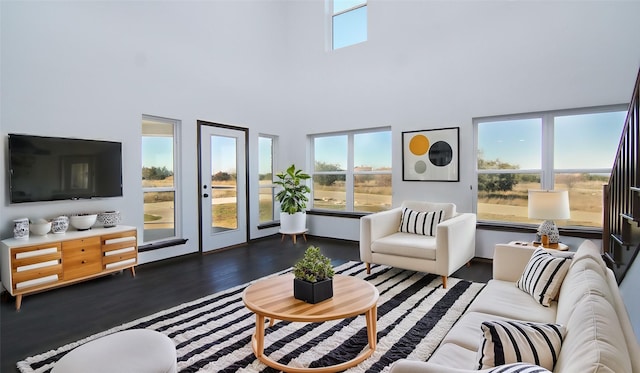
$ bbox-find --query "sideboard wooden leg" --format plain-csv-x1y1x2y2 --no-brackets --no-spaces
16,294,23,311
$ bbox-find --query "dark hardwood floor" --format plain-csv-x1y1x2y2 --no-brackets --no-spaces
0,234,491,372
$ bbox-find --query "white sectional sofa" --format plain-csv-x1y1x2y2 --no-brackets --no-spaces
390,240,640,373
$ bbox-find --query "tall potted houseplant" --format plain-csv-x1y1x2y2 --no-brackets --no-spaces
274,164,311,233
293,246,335,303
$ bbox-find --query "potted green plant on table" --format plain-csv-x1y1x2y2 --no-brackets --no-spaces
274,164,311,233
293,246,335,304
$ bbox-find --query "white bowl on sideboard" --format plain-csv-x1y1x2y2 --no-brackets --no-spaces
29,221,52,236
70,214,97,231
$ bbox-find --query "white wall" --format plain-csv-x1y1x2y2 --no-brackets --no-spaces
1,1,290,261
280,1,640,254
2,1,640,262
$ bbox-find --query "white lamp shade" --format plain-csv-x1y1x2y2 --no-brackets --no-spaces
528,190,570,220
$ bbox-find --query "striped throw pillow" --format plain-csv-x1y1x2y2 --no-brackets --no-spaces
398,208,444,236
516,248,571,307
477,320,566,371
485,363,552,372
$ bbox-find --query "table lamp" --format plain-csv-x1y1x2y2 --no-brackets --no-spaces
528,190,570,246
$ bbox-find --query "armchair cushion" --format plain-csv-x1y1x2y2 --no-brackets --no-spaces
398,208,444,236
372,232,437,260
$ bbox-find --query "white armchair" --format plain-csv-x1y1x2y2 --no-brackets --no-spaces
359,201,476,288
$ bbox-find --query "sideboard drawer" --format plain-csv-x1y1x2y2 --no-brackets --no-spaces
10,243,63,291
62,239,102,280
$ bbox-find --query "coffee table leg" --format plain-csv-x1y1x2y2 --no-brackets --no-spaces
366,305,377,350
254,314,265,358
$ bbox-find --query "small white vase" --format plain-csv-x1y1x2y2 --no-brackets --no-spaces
13,218,29,240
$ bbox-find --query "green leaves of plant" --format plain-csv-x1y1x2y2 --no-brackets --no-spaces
274,164,311,214
293,245,335,283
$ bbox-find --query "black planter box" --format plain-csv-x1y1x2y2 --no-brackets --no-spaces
293,277,333,304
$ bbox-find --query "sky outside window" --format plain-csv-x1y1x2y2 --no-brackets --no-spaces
333,0,367,50
142,137,173,171
554,111,626,169
478,119,541,170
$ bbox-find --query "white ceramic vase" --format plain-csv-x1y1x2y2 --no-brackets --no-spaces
280,211,307,233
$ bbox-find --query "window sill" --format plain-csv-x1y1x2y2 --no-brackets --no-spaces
477,221,602,239
139,238,188,252
258,222,280,230
308,210,367,219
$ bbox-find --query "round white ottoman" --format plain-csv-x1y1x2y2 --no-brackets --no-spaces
52,329,177,373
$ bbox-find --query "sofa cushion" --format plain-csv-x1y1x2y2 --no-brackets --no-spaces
428,342,478,369
555,294,632,373
468,280,557,323
556,258,614,326
398,208,444,236
476,320,565,371
441,311,512,351
371,232,437,260
570,239,607,275
516,248,571,307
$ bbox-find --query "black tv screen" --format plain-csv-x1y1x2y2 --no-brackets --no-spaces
8,134,123,203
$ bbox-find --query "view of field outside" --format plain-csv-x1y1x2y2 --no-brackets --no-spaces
310,130,392,213
477,173,608,228
477,110,626,228
142,121,176,242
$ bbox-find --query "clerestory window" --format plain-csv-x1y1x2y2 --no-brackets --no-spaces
331,0,367,50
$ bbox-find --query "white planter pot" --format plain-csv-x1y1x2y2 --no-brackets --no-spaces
280,211,307,233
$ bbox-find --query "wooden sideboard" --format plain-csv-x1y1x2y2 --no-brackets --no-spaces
1,225,137,310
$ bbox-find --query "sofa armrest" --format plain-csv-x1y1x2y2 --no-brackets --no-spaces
435,213,476,275
492,244,537,281
359,208,402,262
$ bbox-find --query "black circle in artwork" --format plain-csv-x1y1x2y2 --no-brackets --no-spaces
429,141,453,167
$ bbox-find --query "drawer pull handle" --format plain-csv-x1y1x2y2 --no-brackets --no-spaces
82,260,87,264
81,249,85,252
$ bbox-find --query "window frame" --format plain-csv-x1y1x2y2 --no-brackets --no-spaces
141,114,182,244
309,127,392,213
473,104,627,229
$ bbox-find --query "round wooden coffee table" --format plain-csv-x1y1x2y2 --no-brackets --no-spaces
242,274,379,373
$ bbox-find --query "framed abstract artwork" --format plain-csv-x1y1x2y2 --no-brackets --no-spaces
402,127,459,181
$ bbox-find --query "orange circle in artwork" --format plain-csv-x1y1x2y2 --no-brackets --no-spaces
409,135,430,155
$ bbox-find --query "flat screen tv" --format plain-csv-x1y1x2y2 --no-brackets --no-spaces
8,134,123,203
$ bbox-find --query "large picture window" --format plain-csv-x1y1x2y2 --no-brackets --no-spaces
475,106,626,228
142,115,180,243
310,128,391,213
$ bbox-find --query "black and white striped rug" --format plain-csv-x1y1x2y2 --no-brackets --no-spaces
18,261,485,373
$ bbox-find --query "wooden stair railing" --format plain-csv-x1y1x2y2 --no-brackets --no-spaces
603,66,640,284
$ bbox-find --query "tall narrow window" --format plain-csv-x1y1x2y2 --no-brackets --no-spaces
259,135,277,224
332,0,367,50
475,106,626,228
311,127,391,213
142,116,180,243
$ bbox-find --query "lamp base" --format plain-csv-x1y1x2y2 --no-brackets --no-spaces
537,220,560,244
